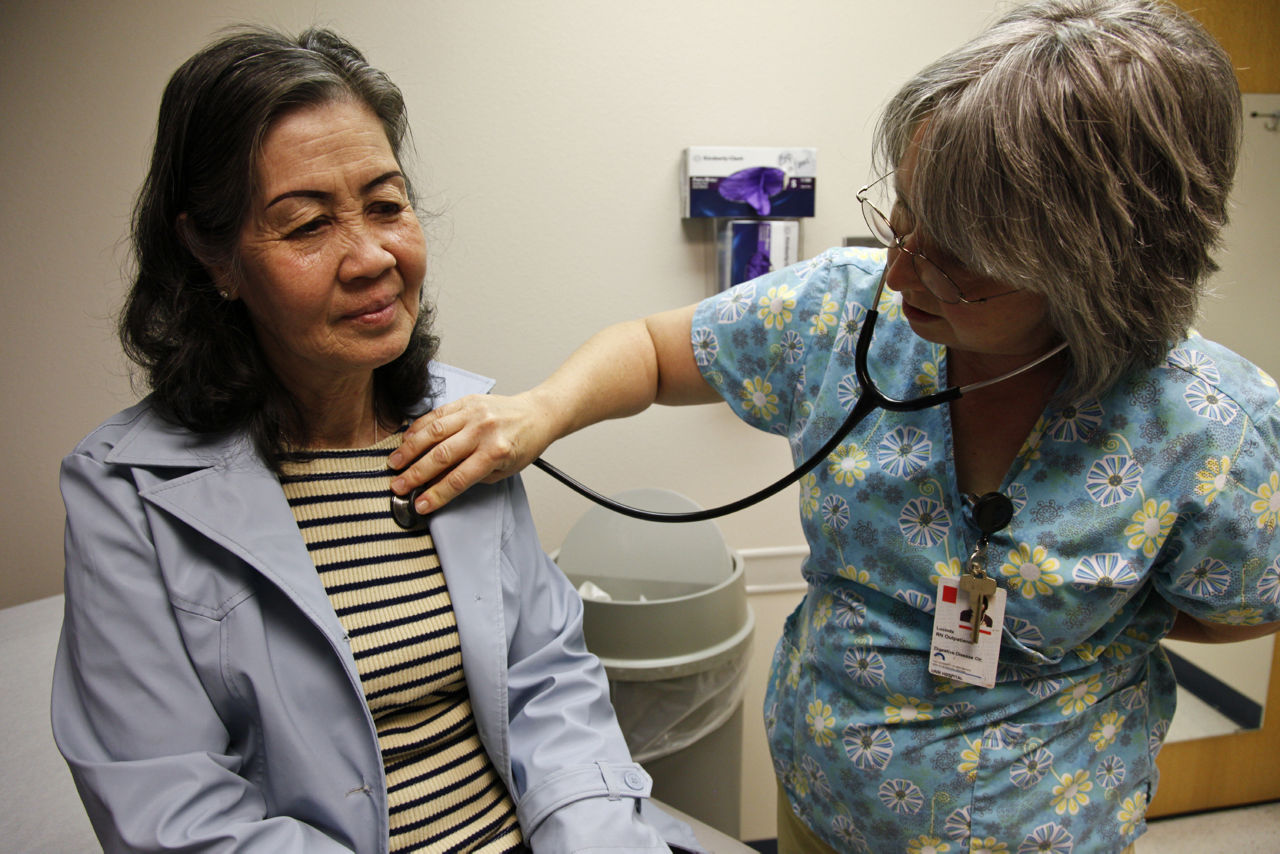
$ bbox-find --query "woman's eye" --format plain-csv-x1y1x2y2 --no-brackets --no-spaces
370,201,406,218
287,218,328,239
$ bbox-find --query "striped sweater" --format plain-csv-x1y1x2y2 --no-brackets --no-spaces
279,435,524,853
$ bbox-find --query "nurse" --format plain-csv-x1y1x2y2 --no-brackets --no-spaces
393,1,1280,851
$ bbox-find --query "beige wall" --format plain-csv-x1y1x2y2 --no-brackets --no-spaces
2,0,1015,607
3,0,1276,601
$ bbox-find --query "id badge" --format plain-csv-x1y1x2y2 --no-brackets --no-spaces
928,577,1006,688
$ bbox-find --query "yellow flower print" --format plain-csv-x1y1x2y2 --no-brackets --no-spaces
930,676,961,695
1213,607,1265,626
1117,791,1148,835
1102,636,1133,660
828,442,871,486
885,693,934,723
1076,643,1107,664
957,741,981,781
1252,472,1280,532
876,282,901,317
789,765,811,798
1089,710,1125,751
809,292,838,336
1194,455,1232,505
838,564,873,585
1123,498,1176,558
758,284,797,329
807,698,836,747
1051,769,1093,815
786,646,803,689
1018,414,1051,461
1056,675,1103,715
908,835,950,854
1000,543,1063,599
968,837,1009,854
811,595,834,629
931,556,964,586
799,473,820,518
740,377,779,420
917,359,940,395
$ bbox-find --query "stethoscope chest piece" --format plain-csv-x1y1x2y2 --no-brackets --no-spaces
391,488,430,531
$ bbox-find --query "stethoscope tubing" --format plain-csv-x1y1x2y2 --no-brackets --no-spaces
528,267,1066,524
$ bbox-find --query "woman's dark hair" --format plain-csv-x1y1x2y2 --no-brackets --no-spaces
120,26,438,467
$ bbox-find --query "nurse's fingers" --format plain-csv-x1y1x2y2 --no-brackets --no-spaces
389,394,545,513
389,399,469,482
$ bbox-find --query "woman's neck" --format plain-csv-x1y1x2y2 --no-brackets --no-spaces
288,374,384,449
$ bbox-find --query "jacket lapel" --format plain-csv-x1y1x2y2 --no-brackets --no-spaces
105,408,350,652
99,363,501,682
428,489,511,768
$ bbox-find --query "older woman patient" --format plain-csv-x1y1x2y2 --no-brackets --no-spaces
52,27,698,854
391,1,1280,851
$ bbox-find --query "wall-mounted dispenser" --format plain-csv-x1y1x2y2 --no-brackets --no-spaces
681,146,816,290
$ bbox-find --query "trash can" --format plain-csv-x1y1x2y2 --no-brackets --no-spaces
555,489,755,838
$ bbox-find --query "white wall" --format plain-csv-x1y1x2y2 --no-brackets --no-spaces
1,0,1018,607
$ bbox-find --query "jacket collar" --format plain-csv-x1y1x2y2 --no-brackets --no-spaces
103,362,496,469
93,363,498,655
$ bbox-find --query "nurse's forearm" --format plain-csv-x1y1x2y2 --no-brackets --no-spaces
391,305,714,513
527,305,717,432
524,318,666,439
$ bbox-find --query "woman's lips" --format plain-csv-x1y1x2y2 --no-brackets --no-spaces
344,295,398,324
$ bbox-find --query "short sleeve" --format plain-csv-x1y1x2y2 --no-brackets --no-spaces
1152,382,1280,626
690,247,885,437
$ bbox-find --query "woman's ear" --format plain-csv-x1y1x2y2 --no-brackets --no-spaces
176,213,237,300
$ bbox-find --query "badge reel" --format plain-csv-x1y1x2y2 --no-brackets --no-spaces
929,492,1013,689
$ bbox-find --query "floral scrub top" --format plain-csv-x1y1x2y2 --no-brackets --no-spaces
691,247,1280,854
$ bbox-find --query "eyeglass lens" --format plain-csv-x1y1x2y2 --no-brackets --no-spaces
860,200,962,304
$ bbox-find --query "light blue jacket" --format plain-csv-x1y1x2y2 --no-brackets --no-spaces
52,364,701,853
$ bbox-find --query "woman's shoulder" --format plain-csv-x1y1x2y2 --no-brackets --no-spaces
422,362,497,412
67,398,160,462
695,245,888,327
66,397,243,470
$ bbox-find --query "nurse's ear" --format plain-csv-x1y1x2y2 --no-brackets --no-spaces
176,212,238,301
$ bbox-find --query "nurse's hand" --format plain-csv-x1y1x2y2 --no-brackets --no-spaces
389,392,554,514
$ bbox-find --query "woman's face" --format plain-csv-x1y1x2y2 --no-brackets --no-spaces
227,99,425,397
885,146,1058,365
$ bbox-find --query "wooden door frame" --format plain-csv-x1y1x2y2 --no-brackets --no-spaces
1148,636,1280,817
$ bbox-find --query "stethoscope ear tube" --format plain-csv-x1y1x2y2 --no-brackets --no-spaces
393,266,1066,528
526,267,902,523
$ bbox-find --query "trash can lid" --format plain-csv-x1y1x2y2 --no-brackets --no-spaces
556,489,734,594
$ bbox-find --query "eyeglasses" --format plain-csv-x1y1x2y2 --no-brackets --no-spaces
856,172,1018,305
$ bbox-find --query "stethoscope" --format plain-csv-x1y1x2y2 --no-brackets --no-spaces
392,265,1067,529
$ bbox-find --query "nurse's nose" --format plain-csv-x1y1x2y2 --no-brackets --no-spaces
883,240,920,294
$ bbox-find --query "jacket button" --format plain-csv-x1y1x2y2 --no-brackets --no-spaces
623,770,645,790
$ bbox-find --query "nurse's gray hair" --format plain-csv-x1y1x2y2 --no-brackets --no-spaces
874,0,1240,402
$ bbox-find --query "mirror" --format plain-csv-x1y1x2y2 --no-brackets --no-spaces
1161,91,1280,744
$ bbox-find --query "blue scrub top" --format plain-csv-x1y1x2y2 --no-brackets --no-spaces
692,247,1280,853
